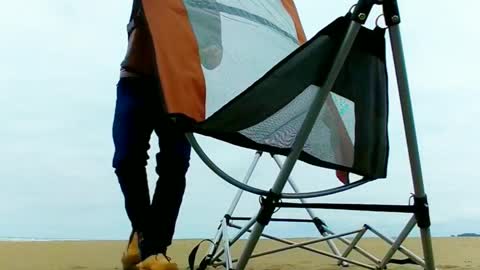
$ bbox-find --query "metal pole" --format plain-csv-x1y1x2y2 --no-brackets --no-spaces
272,155,347,266
235,21,363,270
206,152,262,263
229,223,351,259
389,24,436,270
368,216,425,268
221,219,233,270
224,223,380,270
389,25,425,197
229,216,258,245
210,216,258,263
236,230,376,270
206,226,223,265
336,231,382,265
227,152,262,215
272,155,315,218
339,226,380,265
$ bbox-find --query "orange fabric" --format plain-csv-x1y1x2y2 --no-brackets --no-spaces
141,0,206,122
281,0,307,44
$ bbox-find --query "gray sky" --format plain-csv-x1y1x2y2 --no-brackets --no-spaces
0,0,478,240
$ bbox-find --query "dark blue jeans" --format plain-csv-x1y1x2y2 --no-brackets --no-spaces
112,77,191,257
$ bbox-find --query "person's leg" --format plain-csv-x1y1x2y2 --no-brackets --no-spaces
112,77,155,254
149,117,192,254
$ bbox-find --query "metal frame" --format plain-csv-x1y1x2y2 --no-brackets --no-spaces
187,1,436,269
205,151,350,268
196,152,428,270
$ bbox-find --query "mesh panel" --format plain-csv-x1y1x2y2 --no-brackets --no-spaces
239,85,355,167
184,0,300,117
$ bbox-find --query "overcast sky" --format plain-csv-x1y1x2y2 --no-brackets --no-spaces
0,0,478,241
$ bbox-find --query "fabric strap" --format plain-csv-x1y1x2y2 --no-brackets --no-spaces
188,239,215,270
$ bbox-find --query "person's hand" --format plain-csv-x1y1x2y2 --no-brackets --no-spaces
200,44,223,70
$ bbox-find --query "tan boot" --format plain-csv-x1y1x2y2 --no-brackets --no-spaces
136,254,178,270
121,231,142,270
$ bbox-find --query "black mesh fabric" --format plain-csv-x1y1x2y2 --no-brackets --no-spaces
180,13,389,179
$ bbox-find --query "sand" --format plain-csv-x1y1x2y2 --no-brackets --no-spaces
0,237,478,270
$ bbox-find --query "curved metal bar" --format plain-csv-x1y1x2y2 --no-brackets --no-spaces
187,133,373,199
186,133,269,196
282,179,372,199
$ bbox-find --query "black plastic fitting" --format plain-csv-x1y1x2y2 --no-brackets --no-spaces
383,0,401,26
351,0,377,24
313,218,328,234
257,191,281,226
414,196,431,229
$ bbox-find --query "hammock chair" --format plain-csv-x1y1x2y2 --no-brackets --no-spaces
138,0,435,269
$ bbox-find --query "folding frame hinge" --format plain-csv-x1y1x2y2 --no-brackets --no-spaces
351,0,377,24
257,191,281,226
313,218,328,234
413,196,431,229
382,0,401,26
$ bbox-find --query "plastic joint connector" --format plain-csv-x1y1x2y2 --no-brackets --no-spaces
414,196,431,229
257,191,281,226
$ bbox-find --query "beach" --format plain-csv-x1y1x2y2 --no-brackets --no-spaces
0,237,478,270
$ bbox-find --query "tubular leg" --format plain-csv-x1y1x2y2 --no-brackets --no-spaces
389,24,436,270
272,155,348,266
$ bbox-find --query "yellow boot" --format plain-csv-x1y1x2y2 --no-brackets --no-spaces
121,231,142,270
136,254,178,270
